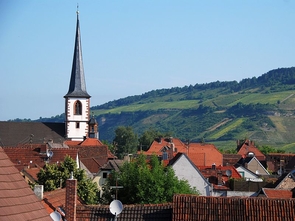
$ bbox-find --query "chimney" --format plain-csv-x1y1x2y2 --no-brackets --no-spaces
65,173,77,221
34,185,44,200
217,171,223,185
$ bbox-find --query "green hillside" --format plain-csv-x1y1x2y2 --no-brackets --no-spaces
37,67,295,151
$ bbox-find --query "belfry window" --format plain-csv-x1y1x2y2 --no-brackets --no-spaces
74,100,82,115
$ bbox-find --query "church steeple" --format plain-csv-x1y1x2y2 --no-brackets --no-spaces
64,9,91,141
64,9,90,98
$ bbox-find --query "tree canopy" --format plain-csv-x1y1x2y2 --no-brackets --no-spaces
113,126,138,159
37,155,99,204
100,154,198,204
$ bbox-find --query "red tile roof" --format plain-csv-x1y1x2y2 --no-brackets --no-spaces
42,188,82,215
0,147,52,220
237,139,265,161
3,144,78,171
76,203,172,221
23,167,41,181
143,137,187,155
65,138,104,146
223,154,242,166
198,165,241,179
142,137,222,167
262,188,293,199
73,145,115,173
173,194,295,221
187,143,223,166
198,165,241,189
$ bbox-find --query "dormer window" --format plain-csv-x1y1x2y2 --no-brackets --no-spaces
74,100,82,115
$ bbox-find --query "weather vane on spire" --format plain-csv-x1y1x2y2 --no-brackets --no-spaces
76,3,79,15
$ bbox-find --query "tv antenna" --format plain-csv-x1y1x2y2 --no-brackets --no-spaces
110,199,123,221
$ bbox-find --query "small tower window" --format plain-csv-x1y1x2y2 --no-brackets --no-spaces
76,122,80,128
74,100,82,115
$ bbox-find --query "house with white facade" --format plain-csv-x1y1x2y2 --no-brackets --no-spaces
168,153,211,196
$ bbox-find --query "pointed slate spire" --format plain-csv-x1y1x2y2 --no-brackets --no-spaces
65,9,90,98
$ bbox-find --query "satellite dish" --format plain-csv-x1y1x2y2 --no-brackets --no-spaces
247,152,255,157
47,150,54,158
225,169,232,177
110,200,123,216
50,211,61,221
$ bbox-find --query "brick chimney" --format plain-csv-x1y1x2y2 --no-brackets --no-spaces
217,171,223,185
65,173,77,221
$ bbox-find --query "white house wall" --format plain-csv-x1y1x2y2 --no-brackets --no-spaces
236,166,259,179
171,155,211,196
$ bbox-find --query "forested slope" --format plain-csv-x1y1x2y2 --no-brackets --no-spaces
33,67,295,151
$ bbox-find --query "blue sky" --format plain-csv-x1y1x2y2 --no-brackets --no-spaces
1,1,295,121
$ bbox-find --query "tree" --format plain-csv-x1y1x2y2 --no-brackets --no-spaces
257,145,285,155
138,128,162,151
113,126,138,159
101,154,198,204
37,155,99,204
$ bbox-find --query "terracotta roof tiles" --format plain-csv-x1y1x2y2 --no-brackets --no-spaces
76,203,172,221
262,188,293,199
142,137,223,167
3,145,78,171
237,139,265,161
42,188,82,215
0,147,52,220
173,194,295,221
187,143,223,166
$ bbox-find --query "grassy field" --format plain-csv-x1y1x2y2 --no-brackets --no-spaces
209,118,245,140
230,91,295,105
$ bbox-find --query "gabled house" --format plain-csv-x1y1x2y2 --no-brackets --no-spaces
236,139,266,161
235,164,262,181
94,159,124,196
0,147,52,220
168,153,211,196
236,156,269,176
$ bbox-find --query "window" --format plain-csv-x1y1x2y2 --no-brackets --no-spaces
76,122,80,128
239,171,245,178
74,100,82,115
103,172,108,178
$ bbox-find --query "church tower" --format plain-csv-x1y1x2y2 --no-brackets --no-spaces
64,10,91,141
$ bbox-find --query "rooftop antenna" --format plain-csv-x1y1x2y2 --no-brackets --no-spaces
110,200,123,221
